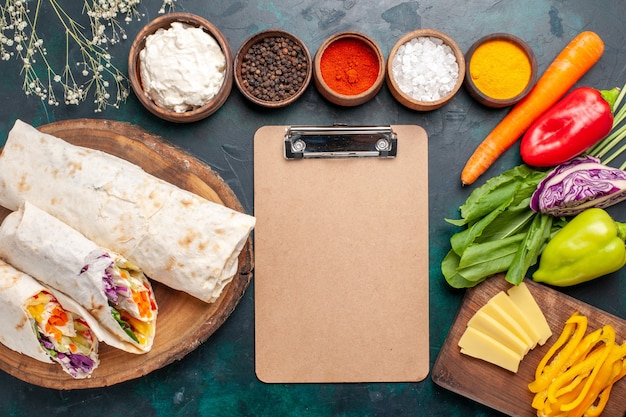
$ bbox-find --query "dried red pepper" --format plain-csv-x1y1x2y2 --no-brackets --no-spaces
520,86,620,167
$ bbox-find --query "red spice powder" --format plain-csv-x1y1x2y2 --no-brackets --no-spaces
320,38,380,95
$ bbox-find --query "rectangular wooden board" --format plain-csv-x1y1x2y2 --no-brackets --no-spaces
254,125,430,383
432,275,626,417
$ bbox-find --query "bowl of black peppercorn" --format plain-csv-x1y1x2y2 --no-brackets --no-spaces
234,29,312,108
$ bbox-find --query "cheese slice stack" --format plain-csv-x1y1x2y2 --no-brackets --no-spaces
458,282,552,373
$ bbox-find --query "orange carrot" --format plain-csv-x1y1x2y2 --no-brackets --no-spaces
461,31,605,185
132,289,151,319
48,305,69,327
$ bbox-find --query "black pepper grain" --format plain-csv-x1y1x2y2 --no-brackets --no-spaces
239,35,308,102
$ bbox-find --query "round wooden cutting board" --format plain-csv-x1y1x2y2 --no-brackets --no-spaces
0,119,254,389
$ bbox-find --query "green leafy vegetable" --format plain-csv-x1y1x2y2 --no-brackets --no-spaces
111,307,139,343
442,164,564,288
451,164,546,225
505,213,566,285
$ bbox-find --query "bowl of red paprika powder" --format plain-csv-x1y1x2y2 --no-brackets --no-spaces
234,29,312,108
313,31,386,107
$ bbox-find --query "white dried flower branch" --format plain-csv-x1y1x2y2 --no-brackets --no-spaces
83,0,141,46
0,0,177,112
158,0,176,14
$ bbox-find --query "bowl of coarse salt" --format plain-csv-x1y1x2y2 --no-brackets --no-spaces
387,29,465,111
128,13,233,123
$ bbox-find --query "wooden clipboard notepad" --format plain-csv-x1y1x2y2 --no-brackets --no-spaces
254,125,429,383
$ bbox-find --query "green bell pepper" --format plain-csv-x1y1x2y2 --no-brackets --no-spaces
533,208,626,286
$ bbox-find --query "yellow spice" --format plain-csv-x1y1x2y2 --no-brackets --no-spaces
469,39,532,100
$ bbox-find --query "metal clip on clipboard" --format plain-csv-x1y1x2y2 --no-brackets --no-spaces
284,125,397,159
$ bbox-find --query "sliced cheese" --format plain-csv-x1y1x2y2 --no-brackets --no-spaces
490,291,540,349
478,299,535,348
458,326,522,373
467,309,530,356
507,282,552,345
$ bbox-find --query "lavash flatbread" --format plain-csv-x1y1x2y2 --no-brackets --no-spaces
0,119,256,303
0,202,157,354
0,260,100,378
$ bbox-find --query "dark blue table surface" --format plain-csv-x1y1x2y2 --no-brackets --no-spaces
0,1,624,416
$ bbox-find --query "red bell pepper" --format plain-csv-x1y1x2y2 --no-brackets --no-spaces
520,86,619,167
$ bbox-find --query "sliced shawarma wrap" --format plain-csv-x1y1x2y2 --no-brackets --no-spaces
0,202,158,354
0,120,256,303
0,260,99,378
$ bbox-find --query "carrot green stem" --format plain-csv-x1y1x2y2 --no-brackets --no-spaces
590,123,626,160
587,81,626,160
612,84,626,113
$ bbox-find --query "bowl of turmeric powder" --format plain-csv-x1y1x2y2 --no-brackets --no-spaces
313,31,386,107
464,33,538,108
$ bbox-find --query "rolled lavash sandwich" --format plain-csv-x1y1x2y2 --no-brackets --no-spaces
0,202,158,354
0,120,256,303
0,260,100,379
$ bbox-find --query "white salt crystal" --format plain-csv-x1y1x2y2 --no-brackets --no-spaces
391,36,459,102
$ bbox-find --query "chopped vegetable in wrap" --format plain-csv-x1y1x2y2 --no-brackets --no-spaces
0,259,101,379
26,291,99,378
85,251,157,346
